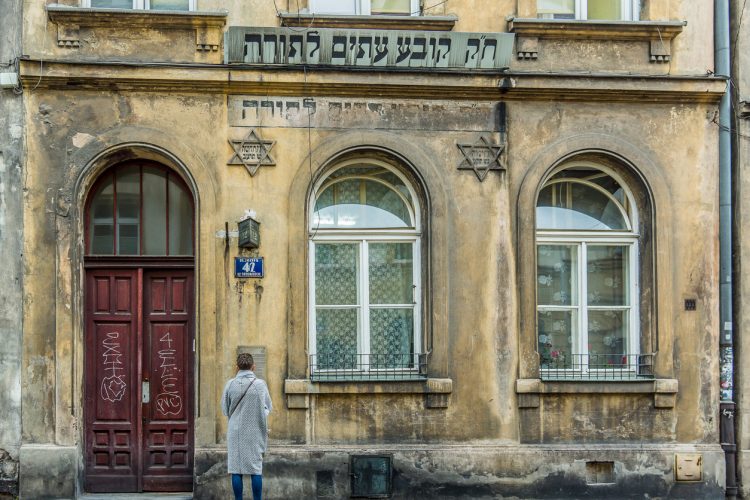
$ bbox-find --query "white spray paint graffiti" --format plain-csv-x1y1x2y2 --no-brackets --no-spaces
100,332,127,402
155,331,183,416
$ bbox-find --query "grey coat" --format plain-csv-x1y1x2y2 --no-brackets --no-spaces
222,370,273,475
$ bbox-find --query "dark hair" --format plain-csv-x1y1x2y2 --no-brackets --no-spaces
237,353,255,370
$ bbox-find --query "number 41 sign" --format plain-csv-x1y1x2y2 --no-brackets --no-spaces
235,257,264,278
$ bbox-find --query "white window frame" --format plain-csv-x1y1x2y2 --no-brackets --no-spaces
310,0,419,16
538,0,640,21
308,160,423,376
536,165,641,377
82,0,195,10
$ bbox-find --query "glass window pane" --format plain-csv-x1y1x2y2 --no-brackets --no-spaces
312,0,357,14
538,310,575,368
116,167,140,255
537,0,575,18
91,0,134,8
316,308,358,369
369,243,413,304
90,176,114,254
314,180,412,229
168,176,193,256
587,0,623,20
587,245,629,306
371,0,412,15
587,310,628,367
537,245,578,306
315,243,359,305
142,168,167,255
537,181,628,230
149,0,190,10
370,308,413,368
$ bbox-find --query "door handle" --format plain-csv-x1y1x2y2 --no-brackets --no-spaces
142,380,150,404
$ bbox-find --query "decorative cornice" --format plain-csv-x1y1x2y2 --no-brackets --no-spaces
278,12,457,31
46,4,227,51
18,60,725,104
508,18,686,63
507,18,686,41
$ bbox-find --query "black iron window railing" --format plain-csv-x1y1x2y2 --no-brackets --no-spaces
540,353,655,381
310,353,427,382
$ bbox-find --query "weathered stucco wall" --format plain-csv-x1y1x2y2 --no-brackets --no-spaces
14,0,728,497
0,0,24,494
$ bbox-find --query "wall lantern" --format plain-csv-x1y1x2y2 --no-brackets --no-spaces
238,216,260,249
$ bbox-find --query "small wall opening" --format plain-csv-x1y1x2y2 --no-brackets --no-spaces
586,461,615,484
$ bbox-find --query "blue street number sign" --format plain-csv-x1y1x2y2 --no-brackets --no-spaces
235,257,264,278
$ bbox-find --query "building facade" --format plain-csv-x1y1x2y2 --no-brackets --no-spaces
13,0,729,498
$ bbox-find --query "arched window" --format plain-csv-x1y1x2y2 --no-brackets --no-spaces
536,165,640,377
86,162,194,256
309,160,422,379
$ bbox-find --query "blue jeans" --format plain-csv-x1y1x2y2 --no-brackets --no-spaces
232,473,262,500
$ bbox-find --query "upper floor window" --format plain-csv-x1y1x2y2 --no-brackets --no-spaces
84,0,193,11
537,0,639,21
310,0,419,16
308,160,423,380
86,162,194,256
536,166,642,379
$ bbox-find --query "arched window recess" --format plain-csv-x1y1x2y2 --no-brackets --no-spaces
308,159,425,381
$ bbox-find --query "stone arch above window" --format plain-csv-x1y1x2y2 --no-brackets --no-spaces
85,160,195,256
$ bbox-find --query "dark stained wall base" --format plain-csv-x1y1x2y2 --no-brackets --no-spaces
194,445,726,499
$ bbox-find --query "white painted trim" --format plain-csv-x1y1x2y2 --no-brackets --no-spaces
310,0,419,16
83,0,195,10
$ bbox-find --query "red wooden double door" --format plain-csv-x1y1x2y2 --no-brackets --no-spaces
84,266,194,492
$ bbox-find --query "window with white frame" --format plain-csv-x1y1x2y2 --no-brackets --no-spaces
83,0,193,10
536,166,640,377
537,0,639,20
309,160,422,378
310,0,419,16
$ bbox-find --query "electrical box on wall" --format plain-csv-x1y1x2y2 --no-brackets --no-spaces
238,216,260,249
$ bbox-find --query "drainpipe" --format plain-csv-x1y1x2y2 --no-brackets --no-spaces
715,0,737,497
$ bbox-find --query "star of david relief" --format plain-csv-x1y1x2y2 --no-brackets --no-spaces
228,128,276,177
457,135,507,182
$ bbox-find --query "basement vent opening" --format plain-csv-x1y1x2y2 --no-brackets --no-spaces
350,455,392,498
586,461,615,484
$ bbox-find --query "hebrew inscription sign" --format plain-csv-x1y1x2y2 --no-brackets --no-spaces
457,136,506,182
228,128,276,176
226,28,514,70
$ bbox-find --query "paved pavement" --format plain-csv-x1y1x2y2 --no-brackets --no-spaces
79,494,192,500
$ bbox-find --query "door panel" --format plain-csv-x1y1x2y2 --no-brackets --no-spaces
84,267,194,493
142,270,194,491
84,270,140,493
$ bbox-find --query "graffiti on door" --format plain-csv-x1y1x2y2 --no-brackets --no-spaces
101,331,127,403
155,331,183,416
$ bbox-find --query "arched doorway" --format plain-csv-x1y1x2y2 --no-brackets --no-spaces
83,160,195,493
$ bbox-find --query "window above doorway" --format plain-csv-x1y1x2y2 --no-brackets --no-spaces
85,162,194,257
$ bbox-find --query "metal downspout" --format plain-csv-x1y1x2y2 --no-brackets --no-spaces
716,0,737,497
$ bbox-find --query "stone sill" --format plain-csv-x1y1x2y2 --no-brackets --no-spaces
278,12,457,31
516,378,678,409
284,377,452,409
47,4,227,50
47,5,228,28
507,18,685,41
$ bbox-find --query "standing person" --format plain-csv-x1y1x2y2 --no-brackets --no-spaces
222,353,273,500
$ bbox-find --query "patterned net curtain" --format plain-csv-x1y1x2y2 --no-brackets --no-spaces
535,167,637,376
312,164,419,372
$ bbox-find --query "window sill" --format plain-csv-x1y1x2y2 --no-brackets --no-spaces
284,377,453,409
278,12,457,31
507,18,685,62
516,378,678,408
47,4,227,50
